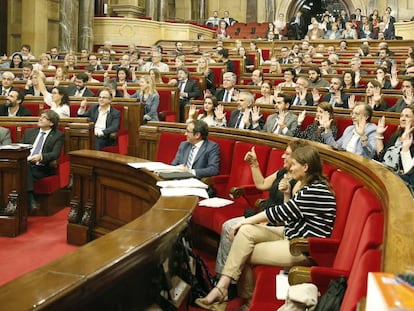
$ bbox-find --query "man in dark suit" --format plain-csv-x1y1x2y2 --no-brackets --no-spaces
228,91,264,130
67,73,95,97
77,89,121,150
277,46,292,65
247,70,263,86
263,94,298,136
0,71,16,97
171,119,220,178
22,109,64,213
215,72,238,102
289,11,306,39
175,68,201,122
49,47,64,60
313,77,350,109
291,77,314,106
0,89,31,116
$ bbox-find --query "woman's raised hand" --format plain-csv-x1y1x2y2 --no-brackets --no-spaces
376,116,388,135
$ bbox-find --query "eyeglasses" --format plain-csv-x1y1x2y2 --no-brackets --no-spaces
99,96,110,99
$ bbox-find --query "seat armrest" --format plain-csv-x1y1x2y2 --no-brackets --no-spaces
289,238,309,256
288,266,311,285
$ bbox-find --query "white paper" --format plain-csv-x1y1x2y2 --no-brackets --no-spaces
128,161,176,171
198,197,234,208
157,178,208,189
276,272,289,300
160,187,209,199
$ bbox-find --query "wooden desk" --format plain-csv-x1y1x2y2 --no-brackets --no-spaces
0,150,198,310
0,147,30,237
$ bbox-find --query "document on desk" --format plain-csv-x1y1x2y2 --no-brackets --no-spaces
157,178,208,189
198,197,234,208
160,187,209,199
127,161,176,171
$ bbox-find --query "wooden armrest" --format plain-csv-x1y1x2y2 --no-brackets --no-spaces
288,266,312,285
289,238,309,256
229,186,245,199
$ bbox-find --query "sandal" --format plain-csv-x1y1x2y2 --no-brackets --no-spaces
195,286,228,311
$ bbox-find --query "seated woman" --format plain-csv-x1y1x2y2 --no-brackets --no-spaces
46,66,70,86
149,68,164,84
215,140,306,298
196,56,215,93
376,108,414,172
255,80,275,105
293,102,338,143
364,80,389,111
24,70,46,97
277,68,296,88
216,20,230,39
187,95,226,127
342,70,359,89
36,70,70,118
196,145,336,311
126,75,159,123
375,66,393,89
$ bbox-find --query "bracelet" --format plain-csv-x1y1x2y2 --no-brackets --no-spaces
376,136,384,140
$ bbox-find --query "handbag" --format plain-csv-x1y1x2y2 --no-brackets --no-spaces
277,283,318,311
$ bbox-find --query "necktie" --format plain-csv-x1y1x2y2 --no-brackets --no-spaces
185,145,196,168
294,96,300,106
2,89,6,96
31,132,45,156
178,81,184,92
329,94,336,107
223,90,230,102
235,112,243,128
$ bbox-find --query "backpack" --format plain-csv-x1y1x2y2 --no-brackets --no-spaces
315,276,347,311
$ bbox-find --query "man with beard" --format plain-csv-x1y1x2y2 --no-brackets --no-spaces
0,89,31,116
307,66,330,88
312,77,350,109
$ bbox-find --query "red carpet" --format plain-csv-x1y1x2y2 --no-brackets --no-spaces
0,208,77,286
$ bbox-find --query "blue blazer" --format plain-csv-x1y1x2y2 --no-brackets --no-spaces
171,139,220,178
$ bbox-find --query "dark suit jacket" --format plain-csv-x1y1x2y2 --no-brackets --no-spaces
228,109,265,130
322,93,349,109
0,103,32,116
78,104,120,136
292,93,314,106
181,79,201,101
171,139,220,178
67,85,95,97
215,88,237,102
22,128,64,166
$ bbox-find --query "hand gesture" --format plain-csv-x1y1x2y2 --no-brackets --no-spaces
251,106,262,123
244,146,258,164
97,58,102,66
348,95,356,109
53,79,60,87
372,87,382,105
320,110,333,129
188,104,197,118
214,104,226,121
376,116,388,135
403,88,414,106
278,174,291,194
401,120,414,151
232,89,240,101
390,69,399,88
355,117,367,137
104,71,109,80
277,110,286,126
25,79,33,88
274,84,282,97
354,71,361,86
80,99,87,109
311,88,321,103
298,110,306,125
203,89,212,98
107,62,113,71
299,88,307,102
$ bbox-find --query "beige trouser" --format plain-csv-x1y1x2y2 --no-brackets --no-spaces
221,224,311,299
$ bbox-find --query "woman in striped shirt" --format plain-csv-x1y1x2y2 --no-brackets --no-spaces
195,145,336,311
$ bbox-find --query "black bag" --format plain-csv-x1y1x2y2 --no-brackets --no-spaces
315,276,347,311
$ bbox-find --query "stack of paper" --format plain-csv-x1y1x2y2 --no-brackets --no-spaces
156,178,209,199
198,197,234,208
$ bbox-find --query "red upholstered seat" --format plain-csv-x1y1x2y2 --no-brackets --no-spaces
157,86,179,122
155,132,186,164
193,141,271,234
34,153,70,194
306,170,363,266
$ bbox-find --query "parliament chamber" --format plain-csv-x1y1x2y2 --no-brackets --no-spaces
0,0,414,310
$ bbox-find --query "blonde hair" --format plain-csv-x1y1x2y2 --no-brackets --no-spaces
196,56,210,75
141,75,157,95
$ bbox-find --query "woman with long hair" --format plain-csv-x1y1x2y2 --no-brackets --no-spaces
195,145,336,311
9,52,23,69
46,66,70,86
64,53,78,71
376,107,414,172
196,56,215,93
342,70,358,89
36,70,70,118
187,95,226,127
24,70,46,97
293,102,338,142
128,75,159,123
365,80,388,111
149,68,164,84
255,80,275,105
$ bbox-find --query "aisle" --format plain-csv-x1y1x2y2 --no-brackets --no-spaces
0,208,77,286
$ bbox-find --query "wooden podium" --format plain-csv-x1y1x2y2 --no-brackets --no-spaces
0,146,30,237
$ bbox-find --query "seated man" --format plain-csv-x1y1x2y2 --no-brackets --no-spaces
215,72,238,102
321,103,377,158
0,71,16,96
263,93,298,136
313,77,350,109
228,91,264,130
0,89,31,116
22,110,64,214
171,120,220,178
77,89,121,150
67,73,96,97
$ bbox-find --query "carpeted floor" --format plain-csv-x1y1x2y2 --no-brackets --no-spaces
0,208,77,287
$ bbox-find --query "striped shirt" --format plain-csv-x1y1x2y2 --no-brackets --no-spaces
265,182,336,239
